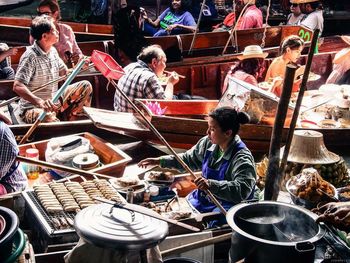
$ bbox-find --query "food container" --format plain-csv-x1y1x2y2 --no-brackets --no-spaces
3,228,26,263
227,201,325,263
286,179,338,209
0,207,19,262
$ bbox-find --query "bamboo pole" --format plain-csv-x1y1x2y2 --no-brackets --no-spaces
16,155,114,180
278,29,320,180
161,232,232,257
188,0,206,55
0,64,94,108
264,64,296,201
108,79,227,215
19,58,87,144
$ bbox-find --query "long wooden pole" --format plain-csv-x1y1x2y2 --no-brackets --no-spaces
278,29,320,177
264,64,296,201
16,155,114,180
0,64,95,108
188,0,206,55
19,58,87,144
109,80,227,215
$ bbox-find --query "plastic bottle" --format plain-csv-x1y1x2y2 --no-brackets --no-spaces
25,148,40,179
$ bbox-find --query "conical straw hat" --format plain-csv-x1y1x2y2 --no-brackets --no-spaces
281,130,340,164
290,0,319,3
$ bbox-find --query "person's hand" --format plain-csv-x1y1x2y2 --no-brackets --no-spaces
167,72,180,85
295,65,306,79
138,157,161,168
36,98,57,113
313,202,350,230
194,177,209,190
0,111,12,125
166,24,178,32
6,47,18,57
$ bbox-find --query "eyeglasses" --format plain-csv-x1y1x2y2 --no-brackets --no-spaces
37,11,52,16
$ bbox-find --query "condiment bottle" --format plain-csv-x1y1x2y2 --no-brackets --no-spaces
149,186,159,197
126,188,134,204
143,189,151,203
25,148,40,180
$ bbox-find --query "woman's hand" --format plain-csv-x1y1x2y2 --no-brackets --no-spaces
138,157,161,168
166,24,178,32
194,177,209,190
313,201,350,230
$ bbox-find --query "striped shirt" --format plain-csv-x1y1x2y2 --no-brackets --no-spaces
15,41,67,111
0,122,27,192
114,60,165,112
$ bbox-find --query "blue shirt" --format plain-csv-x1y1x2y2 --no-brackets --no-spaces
154,8,196,36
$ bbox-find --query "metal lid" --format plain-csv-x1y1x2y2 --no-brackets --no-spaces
74,204,168,251
72,153,100,170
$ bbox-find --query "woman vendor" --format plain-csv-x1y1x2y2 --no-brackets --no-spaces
221,45,267,95
265,35,305,97
138,107,256,214
314,201,350,231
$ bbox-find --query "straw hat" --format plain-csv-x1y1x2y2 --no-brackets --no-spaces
281,130,340,164
290,0,319,3
237,45,268,60
341,35,350,46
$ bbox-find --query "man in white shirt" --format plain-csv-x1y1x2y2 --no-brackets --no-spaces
292,0,323,35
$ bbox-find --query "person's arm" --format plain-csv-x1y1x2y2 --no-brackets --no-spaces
207,149,256,203
13,80,56,112
166,23,196,33
143,9,161,28
163,72,179,99
0,47,17,63
166,12,197,33
333,48,350,65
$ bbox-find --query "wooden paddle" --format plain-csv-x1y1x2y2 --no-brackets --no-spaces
91,51,227,215
0,64,95,108
19,58,88,144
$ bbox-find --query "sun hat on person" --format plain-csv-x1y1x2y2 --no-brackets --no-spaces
237,45,268,60
290,0,319,4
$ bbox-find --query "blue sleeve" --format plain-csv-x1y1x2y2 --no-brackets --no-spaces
183,11,196,26
158,8,170,21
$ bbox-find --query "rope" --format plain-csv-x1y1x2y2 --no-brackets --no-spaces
261,0,271,48
222,2,249,55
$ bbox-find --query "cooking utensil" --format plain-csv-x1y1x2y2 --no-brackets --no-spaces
226,201,325,263
91,50,226,215
94,197,200,232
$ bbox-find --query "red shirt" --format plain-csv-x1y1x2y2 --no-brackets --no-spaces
237,5,263,30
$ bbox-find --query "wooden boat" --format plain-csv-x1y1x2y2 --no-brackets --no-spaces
0,0,32,12
0,16,113,45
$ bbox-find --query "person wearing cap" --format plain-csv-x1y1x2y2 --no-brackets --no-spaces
295,0,324,36
0,111,27,195
265,35,305,97
235,0,263,30
286,1,306,25
222,45,267,95
326,35,350,85
138,107,256,216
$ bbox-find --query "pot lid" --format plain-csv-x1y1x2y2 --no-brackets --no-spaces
74,204,168,251
72,153,100,170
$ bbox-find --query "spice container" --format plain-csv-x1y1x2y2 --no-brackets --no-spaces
25,148,40,180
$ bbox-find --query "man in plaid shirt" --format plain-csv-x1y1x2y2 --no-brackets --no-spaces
114,45,179,112
0,112,27,195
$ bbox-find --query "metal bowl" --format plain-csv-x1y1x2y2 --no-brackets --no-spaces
286,179,338,209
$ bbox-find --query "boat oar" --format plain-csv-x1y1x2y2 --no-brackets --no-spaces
91,51,227,215
188,0,206,55
19,58,88,144
16,155,114,180
0,64,95,108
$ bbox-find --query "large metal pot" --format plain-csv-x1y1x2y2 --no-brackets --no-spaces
226,201,325,263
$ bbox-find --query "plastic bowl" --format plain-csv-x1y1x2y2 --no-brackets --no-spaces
3,228,25,263
286,179,338,209
0,207,19,262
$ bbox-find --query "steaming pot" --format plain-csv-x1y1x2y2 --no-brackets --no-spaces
226,201,325,263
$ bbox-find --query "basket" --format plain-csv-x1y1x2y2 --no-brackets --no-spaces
91,50,124,80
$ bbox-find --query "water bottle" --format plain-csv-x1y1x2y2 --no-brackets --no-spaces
25,148,40,180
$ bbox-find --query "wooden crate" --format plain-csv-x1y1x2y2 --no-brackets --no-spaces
19,132,131,178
